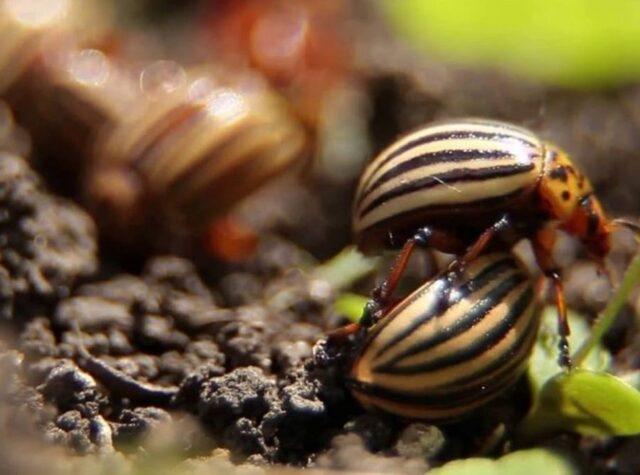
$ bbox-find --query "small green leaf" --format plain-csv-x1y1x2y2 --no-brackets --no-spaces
523,256,640,439
429,448,578,475
619,370,640,390
528,307,610,395
313,246,379,291
334,293,369,323
521,370,640,438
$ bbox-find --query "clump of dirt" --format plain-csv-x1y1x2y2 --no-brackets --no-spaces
0,154,98,320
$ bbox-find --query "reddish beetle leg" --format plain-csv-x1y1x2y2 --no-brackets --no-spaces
533,223,572,369
362,214,513,329
360,227,435,328
447,215,512,275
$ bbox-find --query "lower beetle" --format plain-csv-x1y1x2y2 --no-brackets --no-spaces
347,252,541,420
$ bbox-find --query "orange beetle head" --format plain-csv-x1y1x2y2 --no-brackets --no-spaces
563,194,612,263
538,143,611,262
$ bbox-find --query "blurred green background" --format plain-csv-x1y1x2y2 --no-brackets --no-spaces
382,0,640,88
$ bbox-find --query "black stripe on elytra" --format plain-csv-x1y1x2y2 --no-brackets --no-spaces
360,149,525,202
131,103,206,173
372,257,515,360
357,187,527,237
376,285,533,375
359,163,536,219
441,300,537,390
361,129,538,191
346,365,519,408
373,274,527,373
358,280,447,351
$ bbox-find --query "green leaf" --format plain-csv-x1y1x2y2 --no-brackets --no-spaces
522,253,640,439
521,370,640,438
429,448,578,475
313,246,379,291
573,252,640,366
381,0,640,88
618,370,640,390
333,293,369,323
528,307,610,396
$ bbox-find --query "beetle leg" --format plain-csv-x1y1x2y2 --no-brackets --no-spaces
360,242,416,328
533,274,548,300
318,323,365,368
360,227,436,328
448,214,512,276
327,322,362,343
551,272,572,369
533,225,573,370
376,233,422,302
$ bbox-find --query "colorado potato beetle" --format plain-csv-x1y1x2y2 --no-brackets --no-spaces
348,252,540,420
353,118,626,367
85,64,307,250
7,46,137,182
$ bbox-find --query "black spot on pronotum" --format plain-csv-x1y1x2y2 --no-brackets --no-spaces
577,174,586,189
562,191,571,201
549,166,568,182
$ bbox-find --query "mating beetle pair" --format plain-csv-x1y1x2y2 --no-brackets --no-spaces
345,118,632,420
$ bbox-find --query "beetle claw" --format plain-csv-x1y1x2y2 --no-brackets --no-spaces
558,341,573,370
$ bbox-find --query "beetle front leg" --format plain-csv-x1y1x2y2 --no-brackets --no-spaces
447,214,513,277
361,227,445,328
326,322,363,345
533,224,572,370
550,272,572,369
326,230,433,354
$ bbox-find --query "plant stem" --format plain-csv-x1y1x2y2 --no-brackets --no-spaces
334,293,370,323
573,252,640,366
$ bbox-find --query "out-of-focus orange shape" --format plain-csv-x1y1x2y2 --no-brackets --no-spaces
203,215,260,262
202,0,351,127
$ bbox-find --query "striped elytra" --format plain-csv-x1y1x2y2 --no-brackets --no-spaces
353,117,611,262
353,119,547,252
349,252,541,421
85,65,307,247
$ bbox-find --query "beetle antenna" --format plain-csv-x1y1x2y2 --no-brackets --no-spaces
612,217,640,238
608,217,640,289
600,258,619,289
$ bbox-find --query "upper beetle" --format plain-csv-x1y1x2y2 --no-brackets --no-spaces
353,118,624,367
